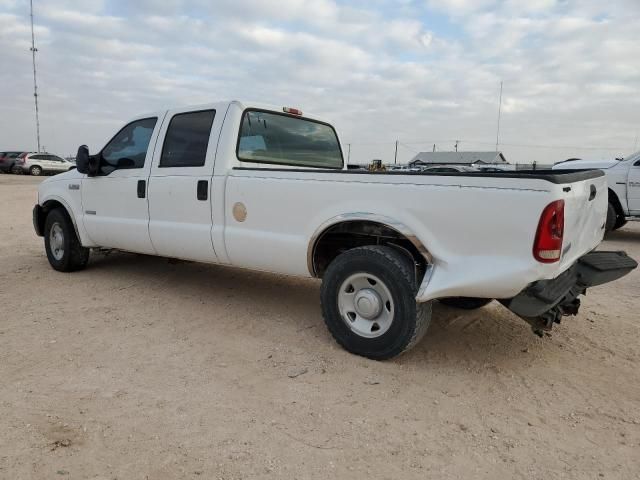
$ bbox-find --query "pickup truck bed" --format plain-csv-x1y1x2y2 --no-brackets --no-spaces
32,100,637,359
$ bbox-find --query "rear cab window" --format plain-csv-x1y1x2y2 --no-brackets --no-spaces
237,110,343,169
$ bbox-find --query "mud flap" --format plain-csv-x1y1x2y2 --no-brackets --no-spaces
502,251,637,336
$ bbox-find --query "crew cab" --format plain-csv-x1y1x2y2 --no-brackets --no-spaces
552,153,640,232
32,101,637,359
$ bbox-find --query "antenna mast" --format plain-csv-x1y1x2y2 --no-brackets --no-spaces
495,80,503,152
30,0,41,152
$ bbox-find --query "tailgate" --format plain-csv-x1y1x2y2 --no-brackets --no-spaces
557,174,607,272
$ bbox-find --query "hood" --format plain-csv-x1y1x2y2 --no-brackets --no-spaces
39,167,83,186
552,159,619,170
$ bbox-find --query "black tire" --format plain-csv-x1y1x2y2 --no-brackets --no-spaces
30,165,42,176
439,297,493,310
11,165,22,174
605,202,616,233
44,208,90,272
320,245,431,360
613,216,627,231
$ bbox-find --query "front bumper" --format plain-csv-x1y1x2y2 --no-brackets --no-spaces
33,204,44,237
502,251,637,335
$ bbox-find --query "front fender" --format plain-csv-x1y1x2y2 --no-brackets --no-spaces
39,192,96,247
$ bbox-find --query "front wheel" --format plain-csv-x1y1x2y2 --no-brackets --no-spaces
30,165,42,176
44,208,90,272
320,246,431,360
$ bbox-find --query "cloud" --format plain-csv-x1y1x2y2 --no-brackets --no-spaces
0,0,638,164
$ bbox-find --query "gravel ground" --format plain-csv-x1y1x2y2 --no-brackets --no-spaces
1,174,639,480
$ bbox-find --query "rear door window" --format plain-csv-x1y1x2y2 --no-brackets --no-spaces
237,110,343,169
159,110,215,168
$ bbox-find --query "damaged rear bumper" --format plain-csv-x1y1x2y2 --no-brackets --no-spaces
502,251,637,335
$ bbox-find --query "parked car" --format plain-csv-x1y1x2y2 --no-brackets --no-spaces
32,100,637,359
420,165,477,173
389,165,422,172
475,166,507,173
13,152,75,176
0,151,25,173
552,153,640,232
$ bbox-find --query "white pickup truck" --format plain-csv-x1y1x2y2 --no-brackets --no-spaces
552,153,640,232
33,100,637,359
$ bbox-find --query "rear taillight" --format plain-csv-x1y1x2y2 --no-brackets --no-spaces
533,199,564,263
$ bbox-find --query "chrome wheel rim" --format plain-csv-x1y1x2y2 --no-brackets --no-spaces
49,222,64,261
338,273,394,338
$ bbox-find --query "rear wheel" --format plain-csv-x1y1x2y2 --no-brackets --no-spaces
613,216,627,231
439,297,493,310
605,202,617,233
320,245,431,360
11,165,22,174
30,165,42,176
44,208,90,272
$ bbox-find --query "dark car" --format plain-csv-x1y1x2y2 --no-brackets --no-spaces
0,151,25,173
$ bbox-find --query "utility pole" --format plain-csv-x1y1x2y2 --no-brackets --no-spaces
432,143,436,152
455,140,459,152
495,80,503,153
30,0,41,153
394,140,398,165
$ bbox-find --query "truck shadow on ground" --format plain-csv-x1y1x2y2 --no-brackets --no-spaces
84,251,547,368
606,225,640,242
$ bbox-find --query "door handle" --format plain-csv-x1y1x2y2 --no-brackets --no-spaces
197,180,208,201
588,184,596,201
137,180,146,198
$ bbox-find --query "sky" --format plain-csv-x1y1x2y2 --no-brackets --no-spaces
1,0,639,165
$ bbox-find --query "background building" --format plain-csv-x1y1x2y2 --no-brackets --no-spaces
409,151,508,167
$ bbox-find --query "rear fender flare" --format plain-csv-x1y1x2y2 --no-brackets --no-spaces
306,212,434,276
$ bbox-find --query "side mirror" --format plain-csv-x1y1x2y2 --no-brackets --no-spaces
87,152,100,177
75,145,89,174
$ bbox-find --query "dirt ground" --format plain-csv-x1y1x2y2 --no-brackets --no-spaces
0,174,639,480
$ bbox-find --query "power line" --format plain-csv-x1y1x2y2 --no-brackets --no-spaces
345,138,630,151
400,139,629,150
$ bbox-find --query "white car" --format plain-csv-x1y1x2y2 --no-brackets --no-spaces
553,153,640,232
420,165,477,173
14,152,75,176
32,100,636,359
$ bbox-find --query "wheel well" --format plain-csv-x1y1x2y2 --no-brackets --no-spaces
39,200,72,235
608,188,624,217
310,220,428,280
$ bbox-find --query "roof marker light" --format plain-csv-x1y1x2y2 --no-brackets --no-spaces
283,107,303,116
